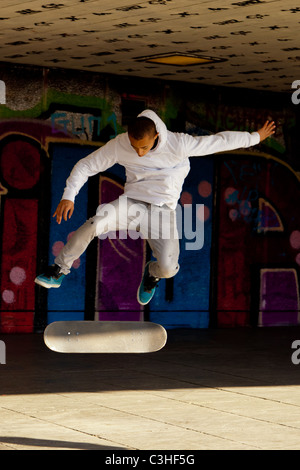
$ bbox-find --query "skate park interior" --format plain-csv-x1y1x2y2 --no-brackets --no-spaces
1,0,300,451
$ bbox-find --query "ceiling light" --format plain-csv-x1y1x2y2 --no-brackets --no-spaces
135,53,225,66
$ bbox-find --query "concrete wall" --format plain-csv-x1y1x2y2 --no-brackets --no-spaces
0,63,299,332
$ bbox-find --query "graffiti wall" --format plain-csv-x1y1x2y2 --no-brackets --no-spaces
217,154,300,327
0,64,298,332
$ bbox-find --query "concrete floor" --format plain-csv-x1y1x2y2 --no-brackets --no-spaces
1,326,300,451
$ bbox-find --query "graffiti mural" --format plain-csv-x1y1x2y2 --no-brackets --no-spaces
0,66,299,332
150,156,214,329
96,177,145,322
0,127,51,333
217,153,300,327
47,143,91,325
0,91,122,332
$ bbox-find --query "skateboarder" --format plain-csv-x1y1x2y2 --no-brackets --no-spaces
35,109,275,305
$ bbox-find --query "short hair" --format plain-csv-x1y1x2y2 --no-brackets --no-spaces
128,116,157,140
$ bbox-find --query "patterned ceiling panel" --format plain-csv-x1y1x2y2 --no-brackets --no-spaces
0,0,299,92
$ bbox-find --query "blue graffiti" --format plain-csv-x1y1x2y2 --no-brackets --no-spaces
50,111,118,140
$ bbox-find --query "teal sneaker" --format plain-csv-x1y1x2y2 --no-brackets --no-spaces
35,264,65,289
137,262,160,306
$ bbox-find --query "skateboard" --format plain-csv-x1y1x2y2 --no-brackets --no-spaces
44,320,167,353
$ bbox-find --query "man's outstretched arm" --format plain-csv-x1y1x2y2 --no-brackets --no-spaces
183,119,276,157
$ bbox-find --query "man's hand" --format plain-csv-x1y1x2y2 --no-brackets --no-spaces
53,199,74,224
257,120,276,142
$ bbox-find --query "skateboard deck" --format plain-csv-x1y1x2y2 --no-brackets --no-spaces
44,320,167,353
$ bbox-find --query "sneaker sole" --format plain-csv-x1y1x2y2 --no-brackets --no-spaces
34,278,61,289
137,290,152,306
137,261,156,305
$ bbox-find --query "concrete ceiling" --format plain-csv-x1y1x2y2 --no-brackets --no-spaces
0,0,299,93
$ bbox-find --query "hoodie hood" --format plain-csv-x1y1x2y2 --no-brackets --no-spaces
138,109,168,151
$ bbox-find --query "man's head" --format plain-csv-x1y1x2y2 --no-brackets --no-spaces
128,116,159,157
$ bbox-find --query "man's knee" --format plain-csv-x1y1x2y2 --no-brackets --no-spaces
162,264,179,278
83,217,99,236
154,262,179,279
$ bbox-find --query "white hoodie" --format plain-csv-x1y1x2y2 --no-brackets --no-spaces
62,109,260,210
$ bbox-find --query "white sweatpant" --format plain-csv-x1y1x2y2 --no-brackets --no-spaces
55,196,180,279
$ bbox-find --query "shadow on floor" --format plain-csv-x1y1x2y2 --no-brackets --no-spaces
0,436,125,450
1,326,300,395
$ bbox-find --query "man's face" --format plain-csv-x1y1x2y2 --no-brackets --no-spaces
129,133,159,157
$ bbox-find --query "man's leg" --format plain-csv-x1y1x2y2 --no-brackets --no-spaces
147,237,180,279
35,197,131,288
137,205,180,305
